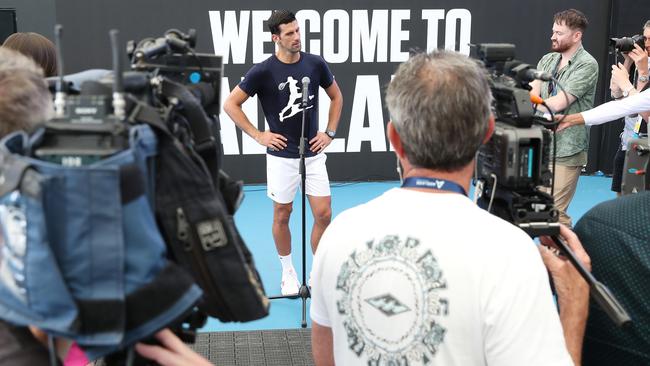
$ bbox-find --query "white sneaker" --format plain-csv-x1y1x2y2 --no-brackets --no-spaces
281,268,300,295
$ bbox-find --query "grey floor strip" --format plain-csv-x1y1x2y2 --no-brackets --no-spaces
191,329,314,366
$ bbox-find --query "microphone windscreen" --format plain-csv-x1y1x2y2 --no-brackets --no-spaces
301,77,310,103
530,94,544,105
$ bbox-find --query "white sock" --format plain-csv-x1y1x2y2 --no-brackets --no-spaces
279,254,294,273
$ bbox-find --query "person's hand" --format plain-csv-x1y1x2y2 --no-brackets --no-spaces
255,130,287,151
629,43,649,76
309,131,332,153
554,114,569,131
621,51,633,69
539,225,591,309
554,113,583,132
539,225,590,366
609,74,623,98
611,63,634,92
135,329,213,366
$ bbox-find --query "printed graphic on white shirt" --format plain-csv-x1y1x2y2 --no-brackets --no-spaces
336,234,448,364
277,76,313,122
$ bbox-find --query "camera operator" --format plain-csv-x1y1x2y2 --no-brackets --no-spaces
608,29,650,196
310,50,591,366
529,9,599,227
0,47,212,366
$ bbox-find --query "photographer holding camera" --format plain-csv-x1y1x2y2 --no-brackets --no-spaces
608,23,650,196
310,50,591,366
529,9,599,227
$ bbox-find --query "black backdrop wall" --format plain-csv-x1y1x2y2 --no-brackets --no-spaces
1,0,645,182
0,9,16,42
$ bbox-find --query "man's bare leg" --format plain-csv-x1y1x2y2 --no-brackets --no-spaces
272,201,293,255
273,201,300,294
307,195,332,253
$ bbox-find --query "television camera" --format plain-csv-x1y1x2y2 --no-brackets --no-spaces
471,43,557,237
471,43,631,328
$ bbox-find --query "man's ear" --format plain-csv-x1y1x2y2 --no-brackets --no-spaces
271,33,279,43
573,30,582,42
387,121,404,158
483,115,495,144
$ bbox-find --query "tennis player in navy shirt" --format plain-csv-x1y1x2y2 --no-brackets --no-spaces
224,10,343,295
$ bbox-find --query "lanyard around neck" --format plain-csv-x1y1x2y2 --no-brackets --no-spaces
401,176,467,196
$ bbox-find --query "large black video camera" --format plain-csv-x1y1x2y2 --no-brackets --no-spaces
471,44,634,329
26,26,268,364
471,43,559,236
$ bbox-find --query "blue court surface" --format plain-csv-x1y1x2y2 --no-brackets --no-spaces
201,175,616,333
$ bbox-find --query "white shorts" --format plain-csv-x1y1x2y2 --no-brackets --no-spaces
266,153,331,204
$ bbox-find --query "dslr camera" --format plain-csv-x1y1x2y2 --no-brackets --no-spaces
609,34,645,53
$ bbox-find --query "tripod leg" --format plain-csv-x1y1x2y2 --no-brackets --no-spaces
301,295,307,328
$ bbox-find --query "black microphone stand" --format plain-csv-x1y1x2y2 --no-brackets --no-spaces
268,80,311,328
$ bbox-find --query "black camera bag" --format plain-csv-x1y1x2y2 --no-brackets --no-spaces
128,80,269,322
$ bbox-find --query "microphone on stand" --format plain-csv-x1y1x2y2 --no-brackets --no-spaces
301,76,310,107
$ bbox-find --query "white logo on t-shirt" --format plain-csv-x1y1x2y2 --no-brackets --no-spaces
277,76,313,122
336,235,448,363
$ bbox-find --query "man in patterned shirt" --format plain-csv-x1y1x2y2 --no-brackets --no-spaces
529,8,599,227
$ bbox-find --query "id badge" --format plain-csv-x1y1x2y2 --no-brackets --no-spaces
633,115,642,135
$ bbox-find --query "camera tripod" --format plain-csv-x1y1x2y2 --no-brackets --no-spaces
268,78,313,328
479,186,632,328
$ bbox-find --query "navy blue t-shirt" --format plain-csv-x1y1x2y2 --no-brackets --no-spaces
239,52,334,158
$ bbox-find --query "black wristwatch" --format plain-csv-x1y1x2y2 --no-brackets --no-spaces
325,129,336,139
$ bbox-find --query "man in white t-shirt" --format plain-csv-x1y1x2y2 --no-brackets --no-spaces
310,50,591,366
